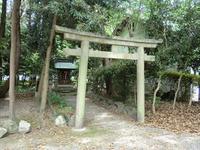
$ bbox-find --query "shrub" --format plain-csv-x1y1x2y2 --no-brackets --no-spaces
48,92,67,108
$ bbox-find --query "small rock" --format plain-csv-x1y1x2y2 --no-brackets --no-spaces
0,119,18,133
68,115,75,127
0,127,7,138
55,115,66,127
18,120,31,133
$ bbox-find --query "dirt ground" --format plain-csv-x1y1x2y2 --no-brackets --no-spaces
0,95,200,150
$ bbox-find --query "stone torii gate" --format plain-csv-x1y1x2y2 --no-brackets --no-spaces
55,25,162,129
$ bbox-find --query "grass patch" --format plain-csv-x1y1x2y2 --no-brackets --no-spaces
73,127,111,138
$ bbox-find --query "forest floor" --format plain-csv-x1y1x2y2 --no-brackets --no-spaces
145,101,200,134
0,93,200,150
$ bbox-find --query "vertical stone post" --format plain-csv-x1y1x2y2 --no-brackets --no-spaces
75,40,89,129
137,47,145,122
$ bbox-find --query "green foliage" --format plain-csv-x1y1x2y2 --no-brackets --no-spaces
55,105,74,117
93,60,136,78
48,92,74,117
53,35,71,59
90,60,136,101
1,0,200,108
16,85,35,93
22,52,41,75
148,94,161,106
48,92,67,108
0,38,9,52
155,96,161,106
160,71,200,83
0,80,5,86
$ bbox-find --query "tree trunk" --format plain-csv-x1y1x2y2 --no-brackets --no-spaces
35,65,45,102
9,0,21,120
0,0,7,82
102,58,112,96
152,75,162,114
105,77,112,96
39,15,57,126
15,9,21,71
0,0,21,99
188,82,193,107
0,0,7,38
0,57,2,82
173,75,182,109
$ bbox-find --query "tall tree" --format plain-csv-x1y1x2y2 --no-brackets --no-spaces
0,0,7,38
39,15,57,126
0,0,7,81
9,0,21,120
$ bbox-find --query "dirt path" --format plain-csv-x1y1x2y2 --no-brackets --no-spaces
0,95,200,150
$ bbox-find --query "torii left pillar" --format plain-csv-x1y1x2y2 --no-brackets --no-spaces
75,40,89,129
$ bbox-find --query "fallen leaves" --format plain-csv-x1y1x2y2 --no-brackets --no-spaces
145,101,200,134
16,92,34,99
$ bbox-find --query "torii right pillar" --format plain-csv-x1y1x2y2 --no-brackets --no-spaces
137,47,145,122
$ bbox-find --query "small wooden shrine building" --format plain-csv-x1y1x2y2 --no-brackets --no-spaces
54,59,77,85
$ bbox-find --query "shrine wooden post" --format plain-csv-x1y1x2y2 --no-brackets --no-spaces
55,25,162,129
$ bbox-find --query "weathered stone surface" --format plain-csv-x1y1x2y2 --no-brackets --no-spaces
18,120,31,133
55,115,66,127
0,127,7,138
0,119,18,133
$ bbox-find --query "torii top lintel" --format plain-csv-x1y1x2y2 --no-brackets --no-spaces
55,25,162,48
